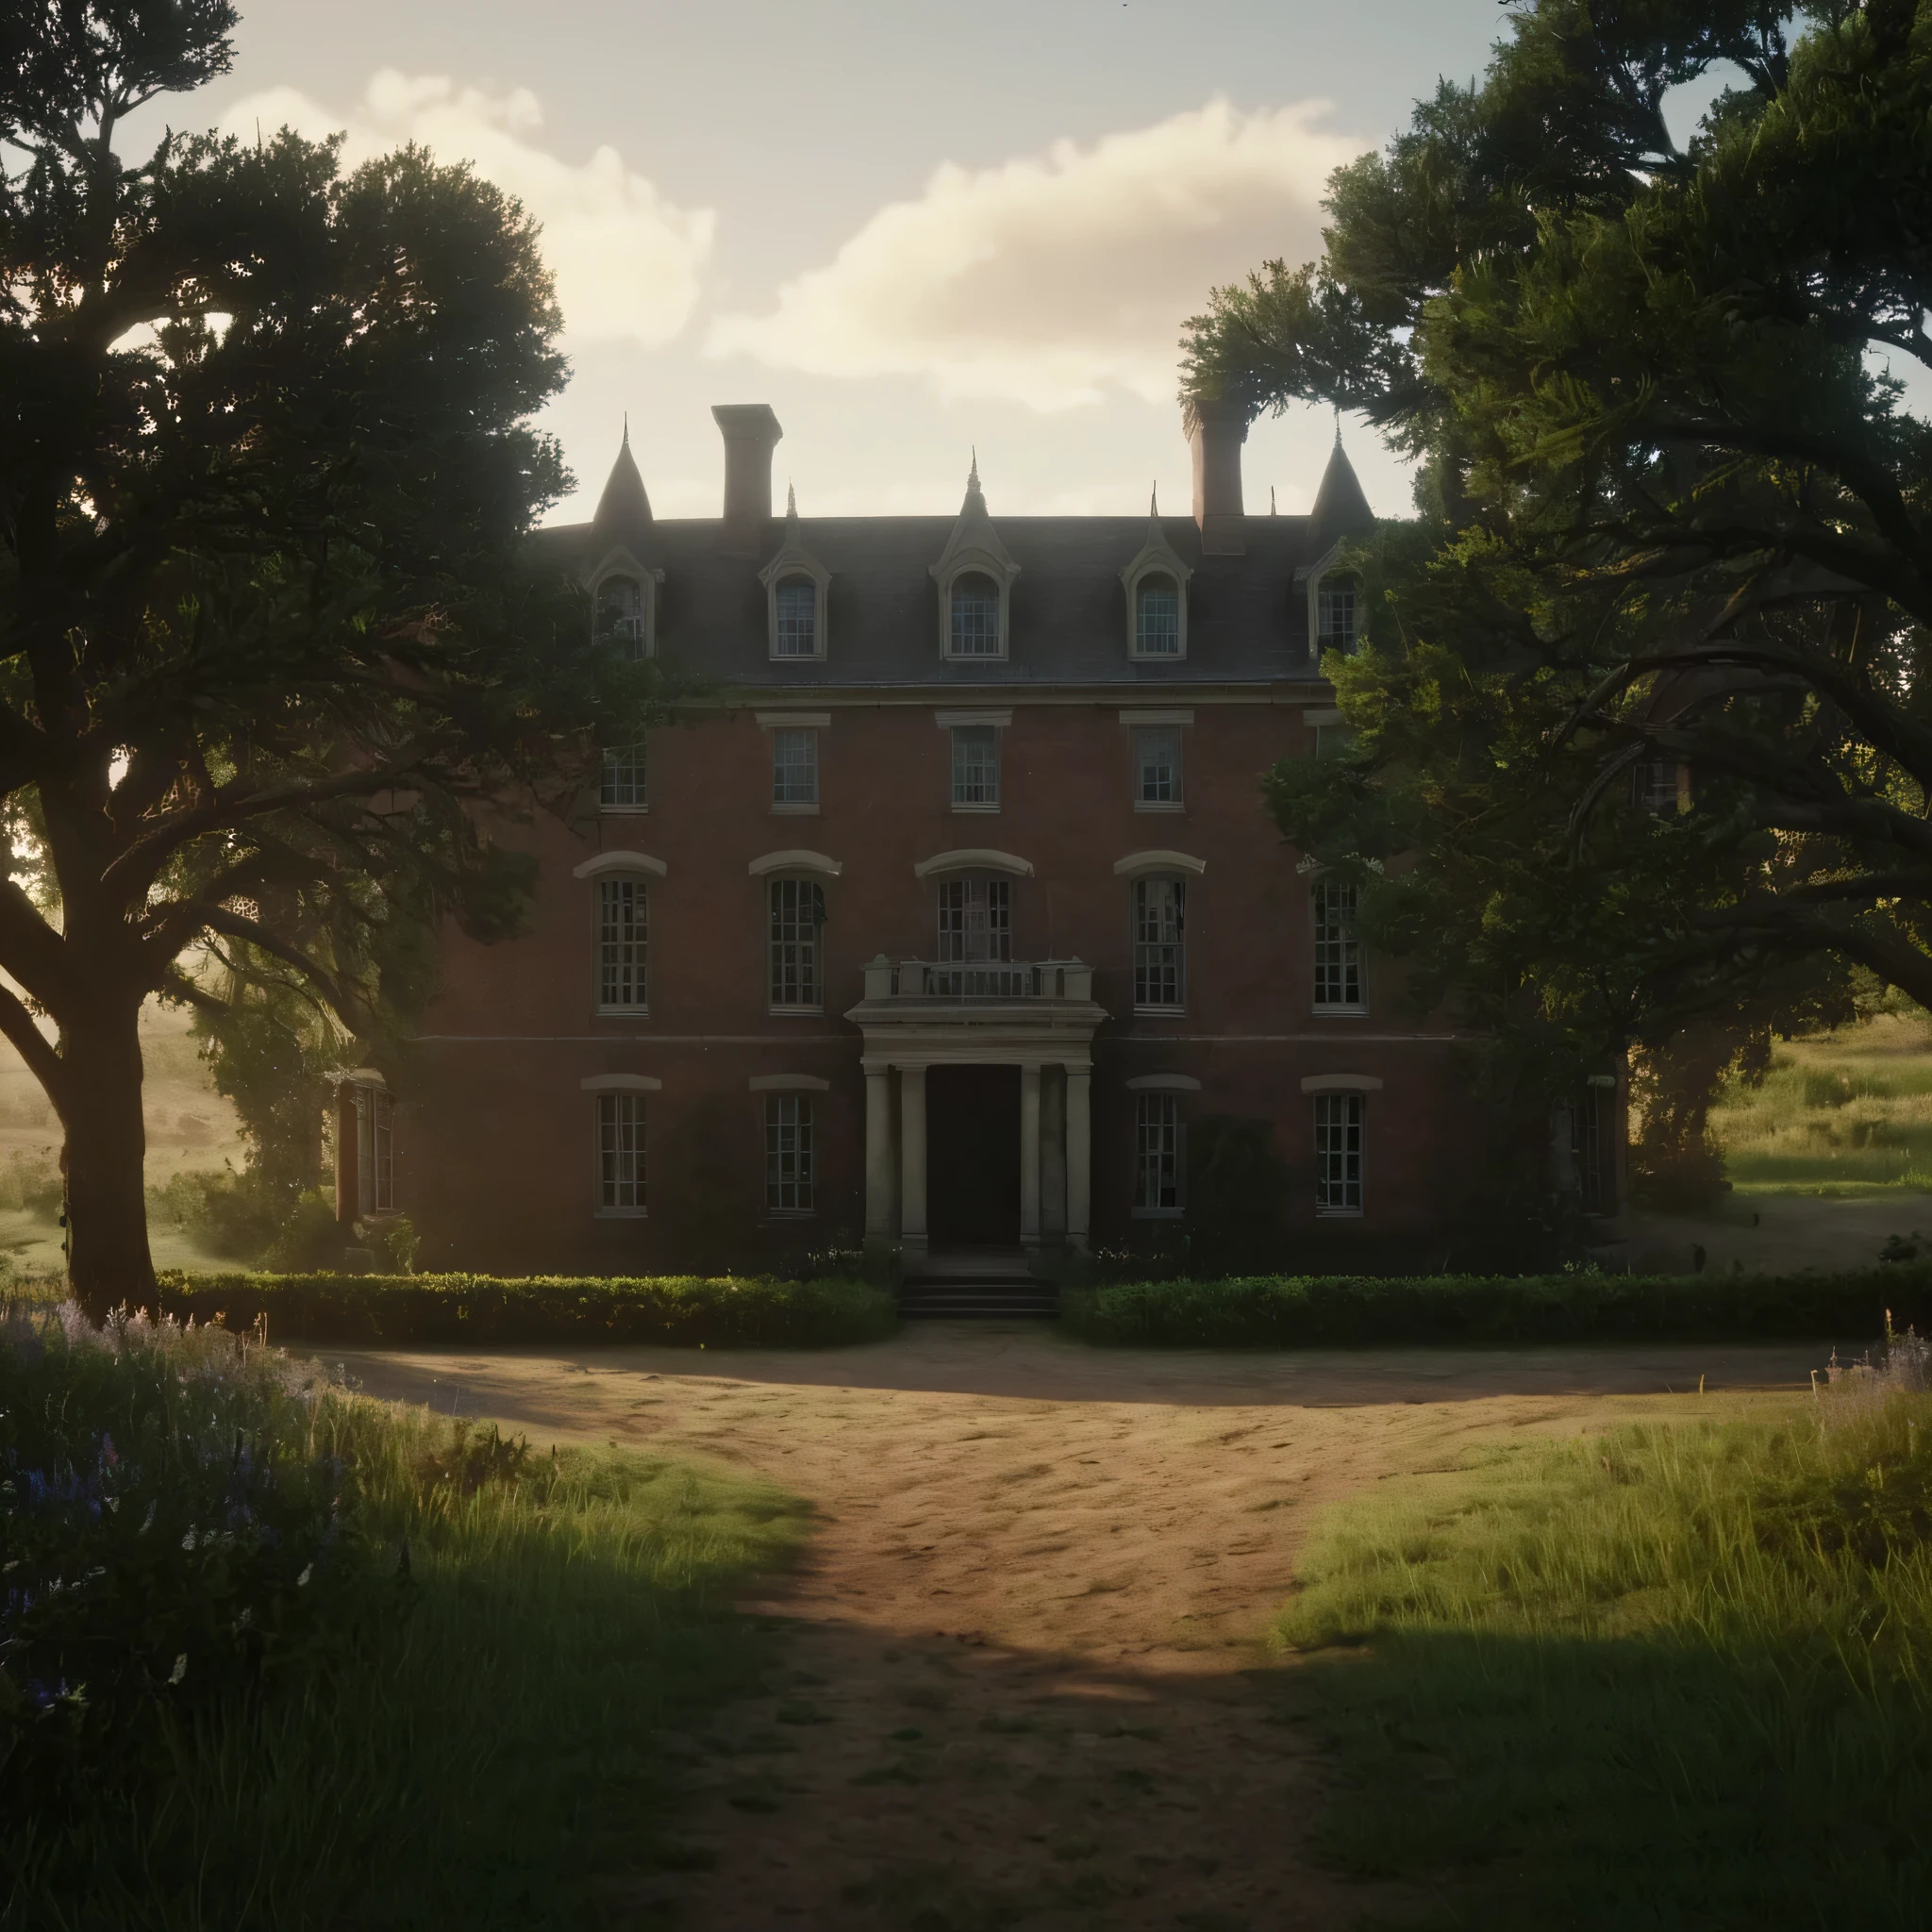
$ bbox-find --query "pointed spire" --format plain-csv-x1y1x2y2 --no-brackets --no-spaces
786,481,797,520
962,448,986,515
1310,426,1373,541
1270,485,1277,516
592,420,652,535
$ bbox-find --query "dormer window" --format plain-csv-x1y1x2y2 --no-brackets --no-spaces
1318,578,1357,655
759,490,831,662
930,458,1020,660
589,551,661,659
1120,492,1191,661
1136,576,1181,656
598,575,645,658
950,574,1001,658
774,578,817,657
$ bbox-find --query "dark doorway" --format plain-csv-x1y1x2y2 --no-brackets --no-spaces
926,1064,1021,1246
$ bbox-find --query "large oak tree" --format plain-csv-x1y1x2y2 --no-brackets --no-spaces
1184,1,1931,1151
1,0,648,1311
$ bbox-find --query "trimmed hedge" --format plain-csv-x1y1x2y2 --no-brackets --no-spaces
148,1270,898,1348
1059,1266,1932,1349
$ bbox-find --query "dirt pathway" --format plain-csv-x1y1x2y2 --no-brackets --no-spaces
322,1326,1820,1930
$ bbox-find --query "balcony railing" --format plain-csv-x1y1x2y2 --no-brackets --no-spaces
860,957,1094,1002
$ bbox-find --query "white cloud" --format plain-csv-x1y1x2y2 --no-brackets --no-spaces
221,71,714,347
706,99,1364,412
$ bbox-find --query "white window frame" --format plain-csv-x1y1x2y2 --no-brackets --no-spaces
1312,876,1366,1015
946,572,1004,659
1132,1091,1185,1218
936,875,1012,963
764,1092,815,1215
595,1091,648,1216
1314,1092,1364,1216
773,577,819,659
771,726,820,811
950,724,1001,811
1133,575,1183,658
768,875,827,1013
1317,578,1357,656
1119,514,1192,661
600,741,647,813
590,556,661,661
352,1082,394,1215
1131,875,1187,1013
1133,724,1183,811
595,874,650,1015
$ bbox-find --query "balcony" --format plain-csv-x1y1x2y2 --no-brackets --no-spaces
859,958,1095,1003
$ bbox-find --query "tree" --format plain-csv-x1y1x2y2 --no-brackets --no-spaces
1,1,655,1311
1183,2,1930,1151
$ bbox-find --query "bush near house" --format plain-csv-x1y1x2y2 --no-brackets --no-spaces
0,1302,802,1926
148,1270,899,1348
1061,1267,1932,1348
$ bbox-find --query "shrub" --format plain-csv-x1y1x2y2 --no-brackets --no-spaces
144,1269,899,1348
1060,1264,1932,1348
0,1150,62,1220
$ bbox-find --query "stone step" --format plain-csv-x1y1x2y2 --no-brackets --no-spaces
898,1283,1060,1321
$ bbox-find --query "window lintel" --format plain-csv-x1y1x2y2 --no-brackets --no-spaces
1113,849,1207,879
1301,1074,1382,1093
575,850,667,880
749,1074,831,1092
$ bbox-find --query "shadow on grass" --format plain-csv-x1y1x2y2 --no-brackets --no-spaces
1271,1626,1932,1930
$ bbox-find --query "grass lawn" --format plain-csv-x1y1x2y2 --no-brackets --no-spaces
1273,1358,1932,1928
1712,1009,1932,1196
1,1304,806,1931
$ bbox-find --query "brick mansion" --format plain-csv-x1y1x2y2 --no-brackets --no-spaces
331,401,1624,1276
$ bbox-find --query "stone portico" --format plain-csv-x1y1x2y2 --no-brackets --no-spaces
847,955,1107,1264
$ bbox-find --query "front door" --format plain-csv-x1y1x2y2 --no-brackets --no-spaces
925,1064,1021,1246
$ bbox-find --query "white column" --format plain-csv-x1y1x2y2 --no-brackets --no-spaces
1041,1068,1068,1241
864,1067,894,1244
1019,1063,1041,1251
899,1065,928,1261
1066,1068,1091,1253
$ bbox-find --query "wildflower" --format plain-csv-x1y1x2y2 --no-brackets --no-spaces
140,1500,156,1533
167,1654,187,1686
180,1528,196,1552
296,1563,313,1588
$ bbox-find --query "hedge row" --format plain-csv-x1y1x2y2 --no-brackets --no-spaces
1059,1266,1932,1348
148,1271,898,1349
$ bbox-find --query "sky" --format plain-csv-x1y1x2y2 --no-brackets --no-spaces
143,0,1524,525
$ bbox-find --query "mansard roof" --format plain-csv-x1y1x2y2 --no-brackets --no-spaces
537,501,1328,690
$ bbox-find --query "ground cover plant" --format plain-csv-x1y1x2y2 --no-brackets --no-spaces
1710,1009,1932,1196
1274,1334,1932,1929
149,1269,899,1347
0,1301,804,1930
1061,1265,1932,1349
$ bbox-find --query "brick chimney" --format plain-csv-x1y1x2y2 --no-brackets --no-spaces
712,404,783,555
1184,396,1249,556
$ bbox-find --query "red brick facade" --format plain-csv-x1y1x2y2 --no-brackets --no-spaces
358,408,1513,1275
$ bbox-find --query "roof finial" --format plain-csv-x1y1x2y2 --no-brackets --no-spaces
969,446,980,491
1333,406,1343,449
1270,484,1277,516
786,480,797,519
622,411,630,447
1150,483,1159,519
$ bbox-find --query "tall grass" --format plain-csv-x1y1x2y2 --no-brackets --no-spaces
1713,1009,1932,1193
1278,1339,1932,1927
1,1303,803,1930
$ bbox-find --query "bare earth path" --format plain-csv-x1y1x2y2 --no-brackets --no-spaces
321,1326,1820,1930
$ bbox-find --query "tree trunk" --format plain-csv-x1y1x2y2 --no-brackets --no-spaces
59,997,157,1321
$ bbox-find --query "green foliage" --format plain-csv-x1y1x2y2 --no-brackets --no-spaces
147,1270,900,1348
1184,1115,1291,1274
1191,3,1932,1189
0,1302,800,1926
1060,1265,1932,1348
0,1151,62,1220
0,0,695,1307
1276,1355,1932,1925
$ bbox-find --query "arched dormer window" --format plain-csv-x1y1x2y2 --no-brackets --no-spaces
588,550,662,660
950,573,1001,657
1317,575,1357,655
930,457,1020,661
1119,493,1191,660
759,489,831,662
